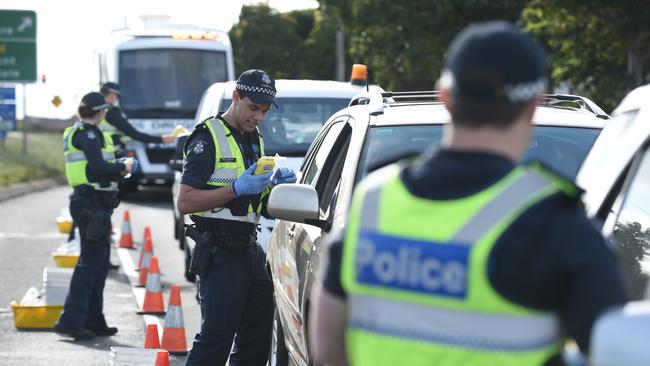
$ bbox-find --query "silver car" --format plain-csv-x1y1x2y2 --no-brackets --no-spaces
267,90,609,366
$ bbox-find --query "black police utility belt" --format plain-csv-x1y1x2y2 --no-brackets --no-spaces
186,225,256,277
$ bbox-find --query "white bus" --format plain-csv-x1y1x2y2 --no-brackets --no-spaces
99,15,235,187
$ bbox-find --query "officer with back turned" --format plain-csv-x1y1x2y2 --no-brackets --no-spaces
177,69,297,365
54,92,133,340
311,21,627,366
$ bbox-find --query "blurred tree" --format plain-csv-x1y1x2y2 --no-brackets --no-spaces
318,0,527,90
523,0,650,112
612,221,650,300
229,5,339,80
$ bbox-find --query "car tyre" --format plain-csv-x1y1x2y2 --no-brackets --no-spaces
269,307,289,366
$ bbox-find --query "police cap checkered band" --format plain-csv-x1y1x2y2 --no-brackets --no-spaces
81,92,110,111
235,69,277,106
442,21,547,103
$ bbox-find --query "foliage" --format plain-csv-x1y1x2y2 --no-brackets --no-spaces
0,132,64,187
522,0,650,112
318,0,527,90
229,5,338,80
612,221,650,300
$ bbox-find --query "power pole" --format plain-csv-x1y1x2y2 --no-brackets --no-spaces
335,21,345,81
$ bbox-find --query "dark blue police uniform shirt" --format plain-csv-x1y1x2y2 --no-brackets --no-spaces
72,122,125,182
105,106,163,144
323,149,627,352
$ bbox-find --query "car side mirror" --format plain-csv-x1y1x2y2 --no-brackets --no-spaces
268,184,326,228
590,301,650,366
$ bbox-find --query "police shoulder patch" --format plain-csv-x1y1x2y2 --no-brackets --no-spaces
86,131,96,139
193,140,207,154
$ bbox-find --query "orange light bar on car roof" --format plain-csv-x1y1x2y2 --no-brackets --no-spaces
350,64,368,85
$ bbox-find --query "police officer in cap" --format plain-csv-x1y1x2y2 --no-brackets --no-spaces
312,21,627,366
55,92,133,340
99,82,176,147
178,69,297,365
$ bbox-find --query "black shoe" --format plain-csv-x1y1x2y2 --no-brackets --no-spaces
108,262,120,271
88,326,118,336
54,323,95,340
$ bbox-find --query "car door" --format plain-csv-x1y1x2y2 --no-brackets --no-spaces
596,142,650,301
277,118,352,363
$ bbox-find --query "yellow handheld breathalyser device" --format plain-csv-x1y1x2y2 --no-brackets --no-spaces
253,156,275,175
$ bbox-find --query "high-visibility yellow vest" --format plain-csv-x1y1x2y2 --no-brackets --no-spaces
190,117,269,224
341,163,577,366
63,122,118,191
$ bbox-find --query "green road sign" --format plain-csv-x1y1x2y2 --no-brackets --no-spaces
0,10,37,83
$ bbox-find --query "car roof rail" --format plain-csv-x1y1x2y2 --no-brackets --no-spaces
383,91,442,104
540,94,610,119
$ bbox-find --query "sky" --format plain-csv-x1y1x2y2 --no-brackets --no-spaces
1,0,318,119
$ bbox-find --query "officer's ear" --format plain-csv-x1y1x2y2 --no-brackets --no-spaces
439,87,453,113
232,89,241,105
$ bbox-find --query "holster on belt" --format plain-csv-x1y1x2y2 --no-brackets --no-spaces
186,225,212,277
82,209,111,243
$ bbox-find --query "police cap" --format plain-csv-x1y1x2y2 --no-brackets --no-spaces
440,21,547,104
100,82,120,95
235,69,277,107
80,92,110,111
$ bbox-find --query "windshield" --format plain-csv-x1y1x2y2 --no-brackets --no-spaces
221,97,351,156
119,49,228,119
357,125,601,182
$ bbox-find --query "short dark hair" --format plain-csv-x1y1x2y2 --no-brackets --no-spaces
449,96,529,129
78,105,103,119
235,89,250,101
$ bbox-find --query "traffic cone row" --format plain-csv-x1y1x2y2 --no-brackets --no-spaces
115,211,189,361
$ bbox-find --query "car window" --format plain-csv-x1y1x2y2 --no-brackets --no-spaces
315,123,352,214
608,147,650,300
522,126,601,180
355,125,601,184
302,121,345,186
220,97,350,156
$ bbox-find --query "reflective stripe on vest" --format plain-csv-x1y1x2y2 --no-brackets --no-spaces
343,165,564,365
348,294,559,351
192,117,267,224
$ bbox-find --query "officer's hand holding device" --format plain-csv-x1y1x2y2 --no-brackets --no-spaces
232,163,273,197
272,167,297,185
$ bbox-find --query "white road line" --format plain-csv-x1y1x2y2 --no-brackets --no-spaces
117,247,164,343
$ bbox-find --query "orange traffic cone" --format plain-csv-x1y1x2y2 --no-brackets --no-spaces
136,233,154,286
119,210,134,248
138,256,166,315
161,284,188,355
144,324,161,349
155,350,170,366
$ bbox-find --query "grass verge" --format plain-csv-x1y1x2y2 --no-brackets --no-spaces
0,131,64,187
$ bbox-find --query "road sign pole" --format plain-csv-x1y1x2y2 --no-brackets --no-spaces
22,83,27,155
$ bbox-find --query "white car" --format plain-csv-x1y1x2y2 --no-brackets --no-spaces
577,84,650,366
267,89,609,366
171,74,378,281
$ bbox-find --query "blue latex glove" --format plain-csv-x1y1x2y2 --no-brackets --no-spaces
233,164,273,197
272,167,297,185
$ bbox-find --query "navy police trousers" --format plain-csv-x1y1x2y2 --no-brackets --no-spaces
185,242,274,366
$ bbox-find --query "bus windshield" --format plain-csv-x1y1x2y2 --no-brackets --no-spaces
119,49,228,119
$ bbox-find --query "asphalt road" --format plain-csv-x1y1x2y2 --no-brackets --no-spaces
0,185,201,365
